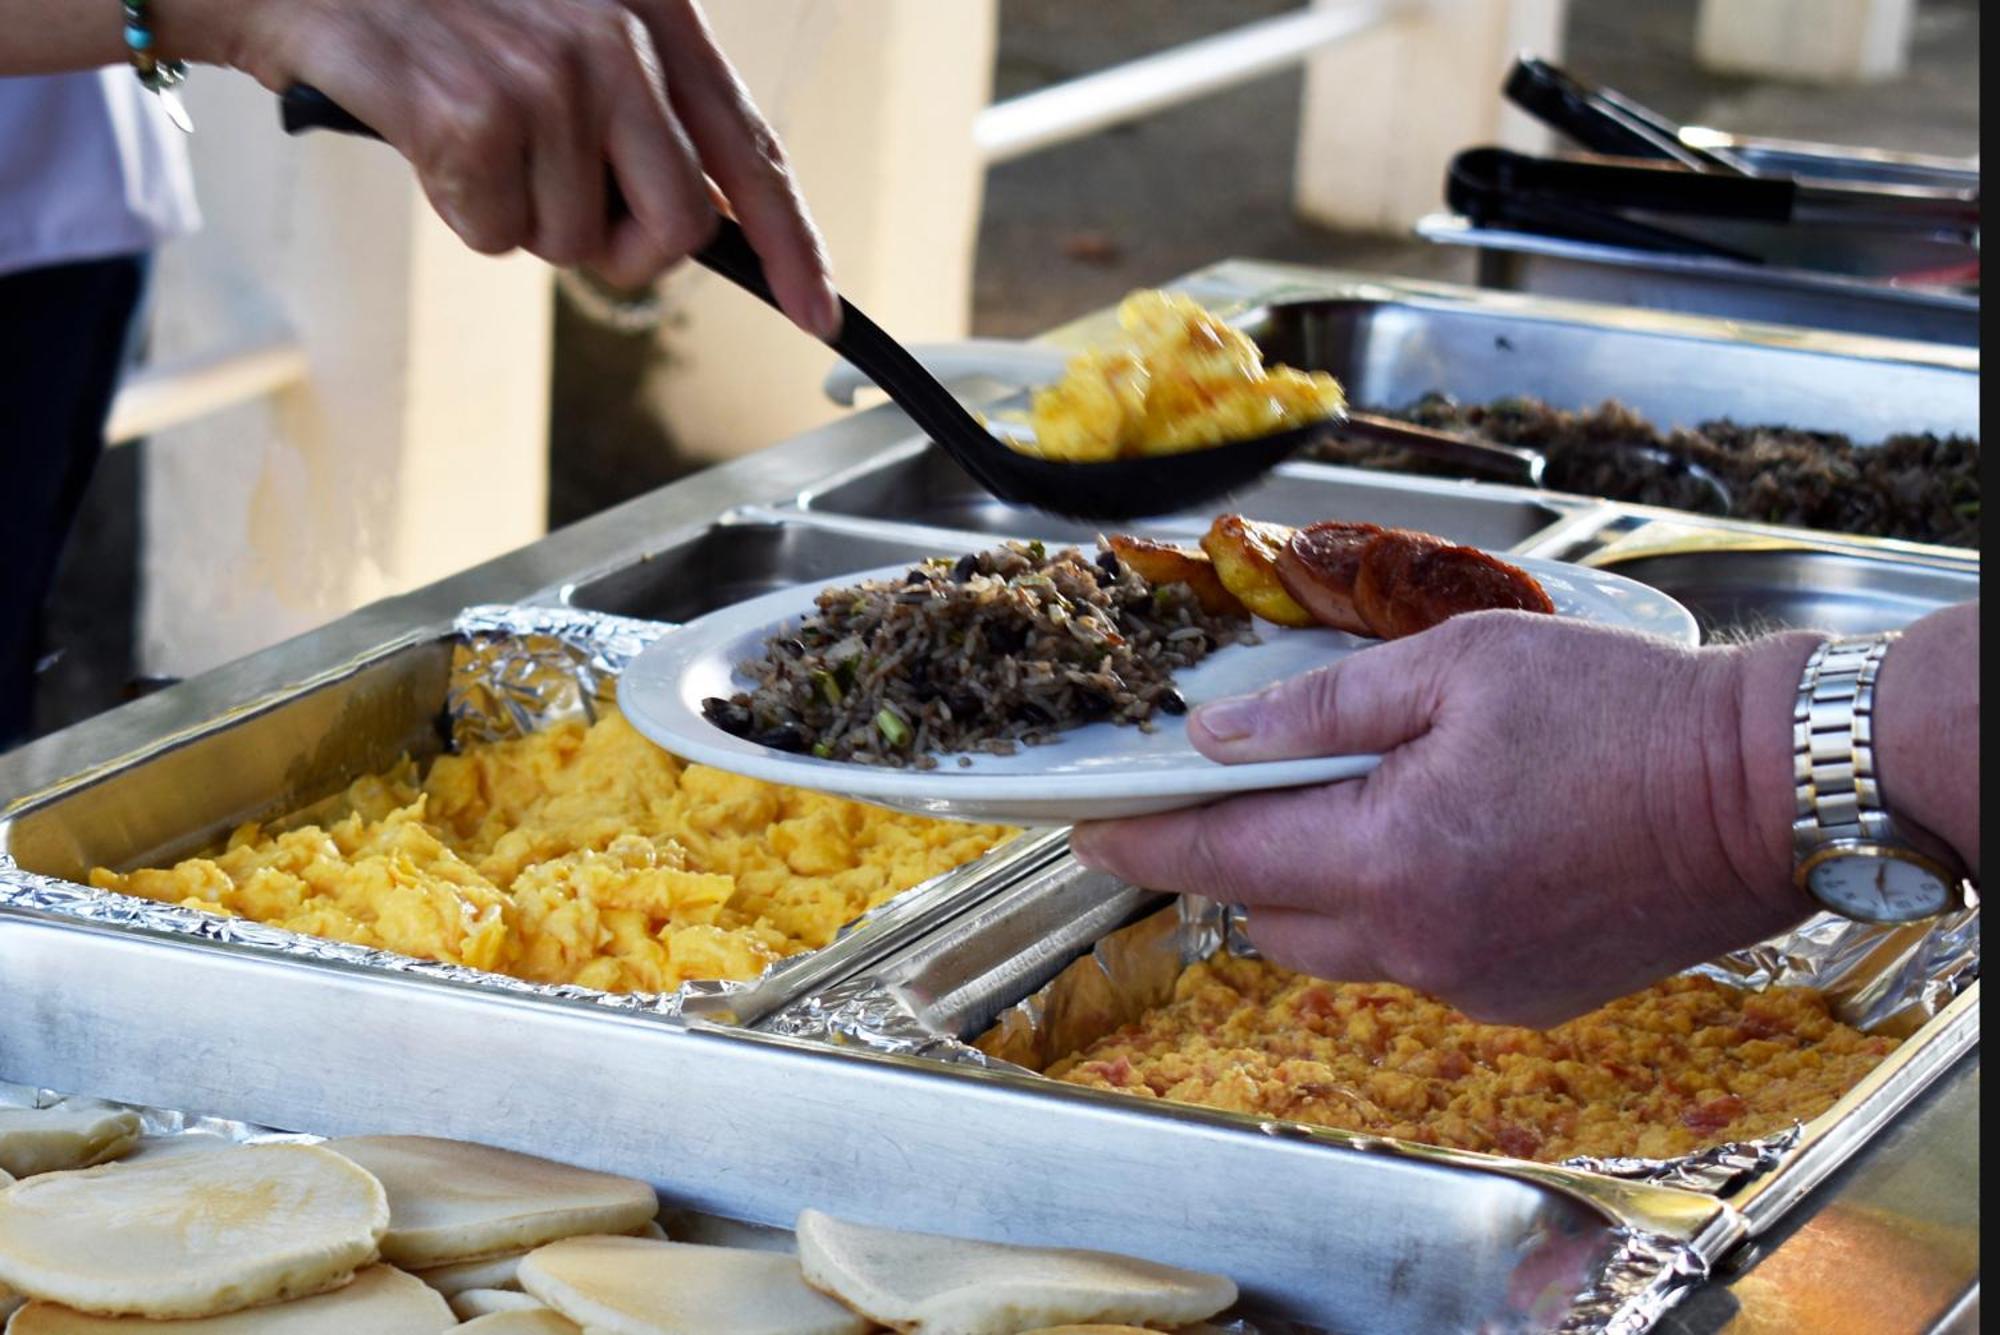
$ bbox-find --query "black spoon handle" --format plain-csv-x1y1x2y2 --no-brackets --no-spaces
279,83,1013,495
280,84,379,139
1338,411,1545,488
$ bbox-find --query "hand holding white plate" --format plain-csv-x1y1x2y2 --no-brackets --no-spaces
618,555,1696,824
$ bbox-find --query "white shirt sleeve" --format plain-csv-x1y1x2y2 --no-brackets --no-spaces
0,68,201,278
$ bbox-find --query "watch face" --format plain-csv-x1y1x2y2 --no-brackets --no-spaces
1807,850,1953,922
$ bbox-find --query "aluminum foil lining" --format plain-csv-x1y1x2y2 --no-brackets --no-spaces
1,1081,317,1154
1556,1228,1709,1335
768,894,1979,1196
0,603,1008,1024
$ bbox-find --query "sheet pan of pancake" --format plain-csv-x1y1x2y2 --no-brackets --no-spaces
0,1081,1292,1334
0,604,1063,1026
763,856,1979,1198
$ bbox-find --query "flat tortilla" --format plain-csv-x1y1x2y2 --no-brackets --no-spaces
4,1265,450,1333
453,1310,583,1335
0,1107,142,1178
0,1144,387,1319
449,1287,547,1321
519,1236,870,1335
796,1210,1236,1335
327,1136,657,1268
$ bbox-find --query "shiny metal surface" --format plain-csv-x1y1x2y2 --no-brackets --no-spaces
1415,214,1981,347
561,515,980,621
3,634,451,881
1581,530,1979,640
796,439,1576,550
1664,1058,1980,1335
0,911,1733,1331
1239,291,1979,433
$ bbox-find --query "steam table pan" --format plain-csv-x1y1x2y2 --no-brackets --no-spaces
0,600,1063,1029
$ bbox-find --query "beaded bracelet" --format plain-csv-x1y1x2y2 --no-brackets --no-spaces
123,0,193,130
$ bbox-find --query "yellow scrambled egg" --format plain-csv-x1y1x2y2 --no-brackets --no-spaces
90,708,1012,994
1024,290,1347,461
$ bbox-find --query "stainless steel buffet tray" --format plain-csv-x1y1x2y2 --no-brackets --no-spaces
1572,523,1981,641
1415,213,1981,347
0,910,1736,1332
0,262,1982,1333
761,855,1979,1215
0,602,1065,1027
1232,293,1977,441
792,286,1977,557
792,439,1578,552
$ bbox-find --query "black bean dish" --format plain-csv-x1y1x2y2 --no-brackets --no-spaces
1315,394,1979,548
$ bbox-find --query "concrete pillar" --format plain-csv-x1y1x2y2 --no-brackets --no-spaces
140,69,551,678
652,0,998,464
1294,0,1566,234
1695,0,1917,84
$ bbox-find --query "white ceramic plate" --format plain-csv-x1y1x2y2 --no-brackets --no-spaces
619,555,1697,824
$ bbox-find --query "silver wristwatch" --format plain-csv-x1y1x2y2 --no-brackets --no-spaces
1792,632,1966,922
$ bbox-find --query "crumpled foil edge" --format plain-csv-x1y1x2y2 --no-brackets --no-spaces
1,1081,319,1152
1557,1227,1710,1335
767,894,1978,1196
0,603,1019,1025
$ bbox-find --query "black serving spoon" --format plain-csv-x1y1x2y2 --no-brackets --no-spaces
826,340,1734,517
278,85,1336,521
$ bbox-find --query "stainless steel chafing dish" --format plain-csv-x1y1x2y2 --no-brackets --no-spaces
1,262,1978,1333
0,600,1065,1027
1414,212,1982,348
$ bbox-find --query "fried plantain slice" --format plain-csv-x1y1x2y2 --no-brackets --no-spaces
1102,535,1249,619
1274,521,1384,636
1199,516,1317,628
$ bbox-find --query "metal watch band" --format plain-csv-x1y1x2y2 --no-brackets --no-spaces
1792,632,1900,857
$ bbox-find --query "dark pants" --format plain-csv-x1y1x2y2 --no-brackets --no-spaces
0,254,145,748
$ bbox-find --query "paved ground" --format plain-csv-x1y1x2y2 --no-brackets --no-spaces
24,0,1980,743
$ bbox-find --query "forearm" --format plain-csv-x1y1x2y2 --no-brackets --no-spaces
1712,605,1980,925
1875,602,1979,874
0,0,241,76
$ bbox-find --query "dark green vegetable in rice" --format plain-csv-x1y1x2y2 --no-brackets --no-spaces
702,542,1253,769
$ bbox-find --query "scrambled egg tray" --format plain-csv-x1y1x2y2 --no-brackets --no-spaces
1037,956,1897,1162
90,709,1013,994
1024,291,1346,462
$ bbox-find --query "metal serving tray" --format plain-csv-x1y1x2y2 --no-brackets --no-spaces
0,608,1064,1027
560,515,982,622
794,440,1578,551
0,909,1736,1331
1235,294,1979,437
795,288,1976,557
1415,214,1980,347
762,855,1979,1231
1577,526,1981,641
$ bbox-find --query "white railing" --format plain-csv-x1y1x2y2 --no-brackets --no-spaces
105,333,308,446
973,1,1393,165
